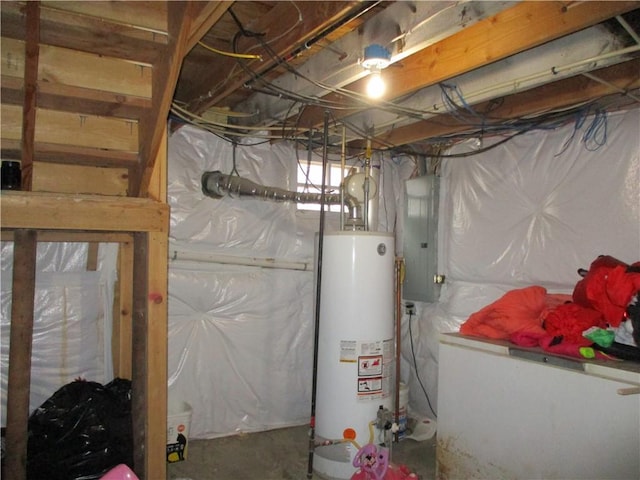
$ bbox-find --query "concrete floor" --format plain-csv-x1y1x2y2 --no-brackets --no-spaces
168,425,436,480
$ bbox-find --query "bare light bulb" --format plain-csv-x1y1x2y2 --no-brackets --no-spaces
366,70,385,99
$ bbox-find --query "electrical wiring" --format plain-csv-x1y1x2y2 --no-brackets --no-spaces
181,17,619,160
172,101,256,119
230,142,240,177
582,107,608,151
170,109,295,143
555,104,608,155
236,27,438,119
185,0,628,157
197,40,262,60
172,102,308,131
408,311,437,419
256,1,303,47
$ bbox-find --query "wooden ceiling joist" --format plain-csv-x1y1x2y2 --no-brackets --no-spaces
181,1,364,114
185,1,233,54
373,59,640,150
296,1,640,130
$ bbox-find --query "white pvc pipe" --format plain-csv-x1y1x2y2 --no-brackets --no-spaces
170,250,313,271
464,44,640,105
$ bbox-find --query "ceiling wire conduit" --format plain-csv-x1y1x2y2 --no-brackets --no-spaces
201,170,362,221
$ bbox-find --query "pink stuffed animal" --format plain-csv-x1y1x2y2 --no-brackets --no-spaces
350,443,419,480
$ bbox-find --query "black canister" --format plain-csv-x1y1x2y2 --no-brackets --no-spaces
1,161,22,190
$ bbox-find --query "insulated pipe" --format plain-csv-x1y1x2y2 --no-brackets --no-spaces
201,171,361,221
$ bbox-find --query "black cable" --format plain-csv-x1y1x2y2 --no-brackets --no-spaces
307,110,331,479
228,6,265,39
230,142,240,177
408,311,437,418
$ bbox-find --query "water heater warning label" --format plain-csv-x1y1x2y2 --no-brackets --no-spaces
358,377,382,393
358,356,383,376
338,338,393,401
339,340,357,362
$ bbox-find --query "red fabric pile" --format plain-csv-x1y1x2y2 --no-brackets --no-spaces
572,256,640,327
460,255,640,359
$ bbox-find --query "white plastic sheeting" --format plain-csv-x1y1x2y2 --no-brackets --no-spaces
6,106,634,440
0,242,118,425
167,127,315,438
404,108,640,418
166,126,411,438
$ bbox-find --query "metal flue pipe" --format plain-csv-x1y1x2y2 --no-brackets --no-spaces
201,170,362,221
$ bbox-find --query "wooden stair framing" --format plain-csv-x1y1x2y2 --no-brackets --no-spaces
0,2,230,479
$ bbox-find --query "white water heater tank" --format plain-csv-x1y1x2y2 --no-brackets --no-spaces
313,231,395,480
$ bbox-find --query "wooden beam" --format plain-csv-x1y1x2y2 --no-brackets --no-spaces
0,2,165,64
373,59,640,149
144,231,168,479
2,37,153,99
183,1,362,113
0,230,133,243
41,0,168,34
86,241,99,271
137,1,194,197
4,229,38,480
2,104,139,153
185,1,232,54
0,191,169,232
131,231,168,480
1,75,150,120
297,1,640,129
0,139,139,170
112,240,134,379
32,163,129,196
131,232,149,478
21,1,40,191
145,126,167,202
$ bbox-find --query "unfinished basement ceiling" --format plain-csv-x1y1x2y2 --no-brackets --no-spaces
1,1,639,197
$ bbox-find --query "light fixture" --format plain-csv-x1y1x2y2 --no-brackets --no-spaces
362,44,391,99
366,70,386,99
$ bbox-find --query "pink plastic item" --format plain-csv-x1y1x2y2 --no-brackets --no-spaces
100,464,140,480
351,444,419,480
351,462,419,480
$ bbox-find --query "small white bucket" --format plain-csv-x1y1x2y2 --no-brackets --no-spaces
166,398,192,463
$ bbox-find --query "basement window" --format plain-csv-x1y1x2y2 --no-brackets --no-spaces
297,161,344,212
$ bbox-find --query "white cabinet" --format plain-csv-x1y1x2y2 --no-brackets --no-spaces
437,334,640,480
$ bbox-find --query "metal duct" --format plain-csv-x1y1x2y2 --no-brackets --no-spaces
201,171,362,221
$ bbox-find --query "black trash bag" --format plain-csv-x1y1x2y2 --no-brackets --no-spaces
27,378,133,480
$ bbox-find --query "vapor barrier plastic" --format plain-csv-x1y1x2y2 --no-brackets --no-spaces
404,108,640,418
0,242,118,425
167,126,411,438
168,127,317,438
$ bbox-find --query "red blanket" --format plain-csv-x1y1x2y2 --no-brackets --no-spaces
460,256,640,359
459,286,570,340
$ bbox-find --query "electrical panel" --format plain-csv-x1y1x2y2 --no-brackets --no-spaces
403,175,440,303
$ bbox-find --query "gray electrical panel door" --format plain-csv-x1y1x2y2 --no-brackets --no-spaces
403,175,440,303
